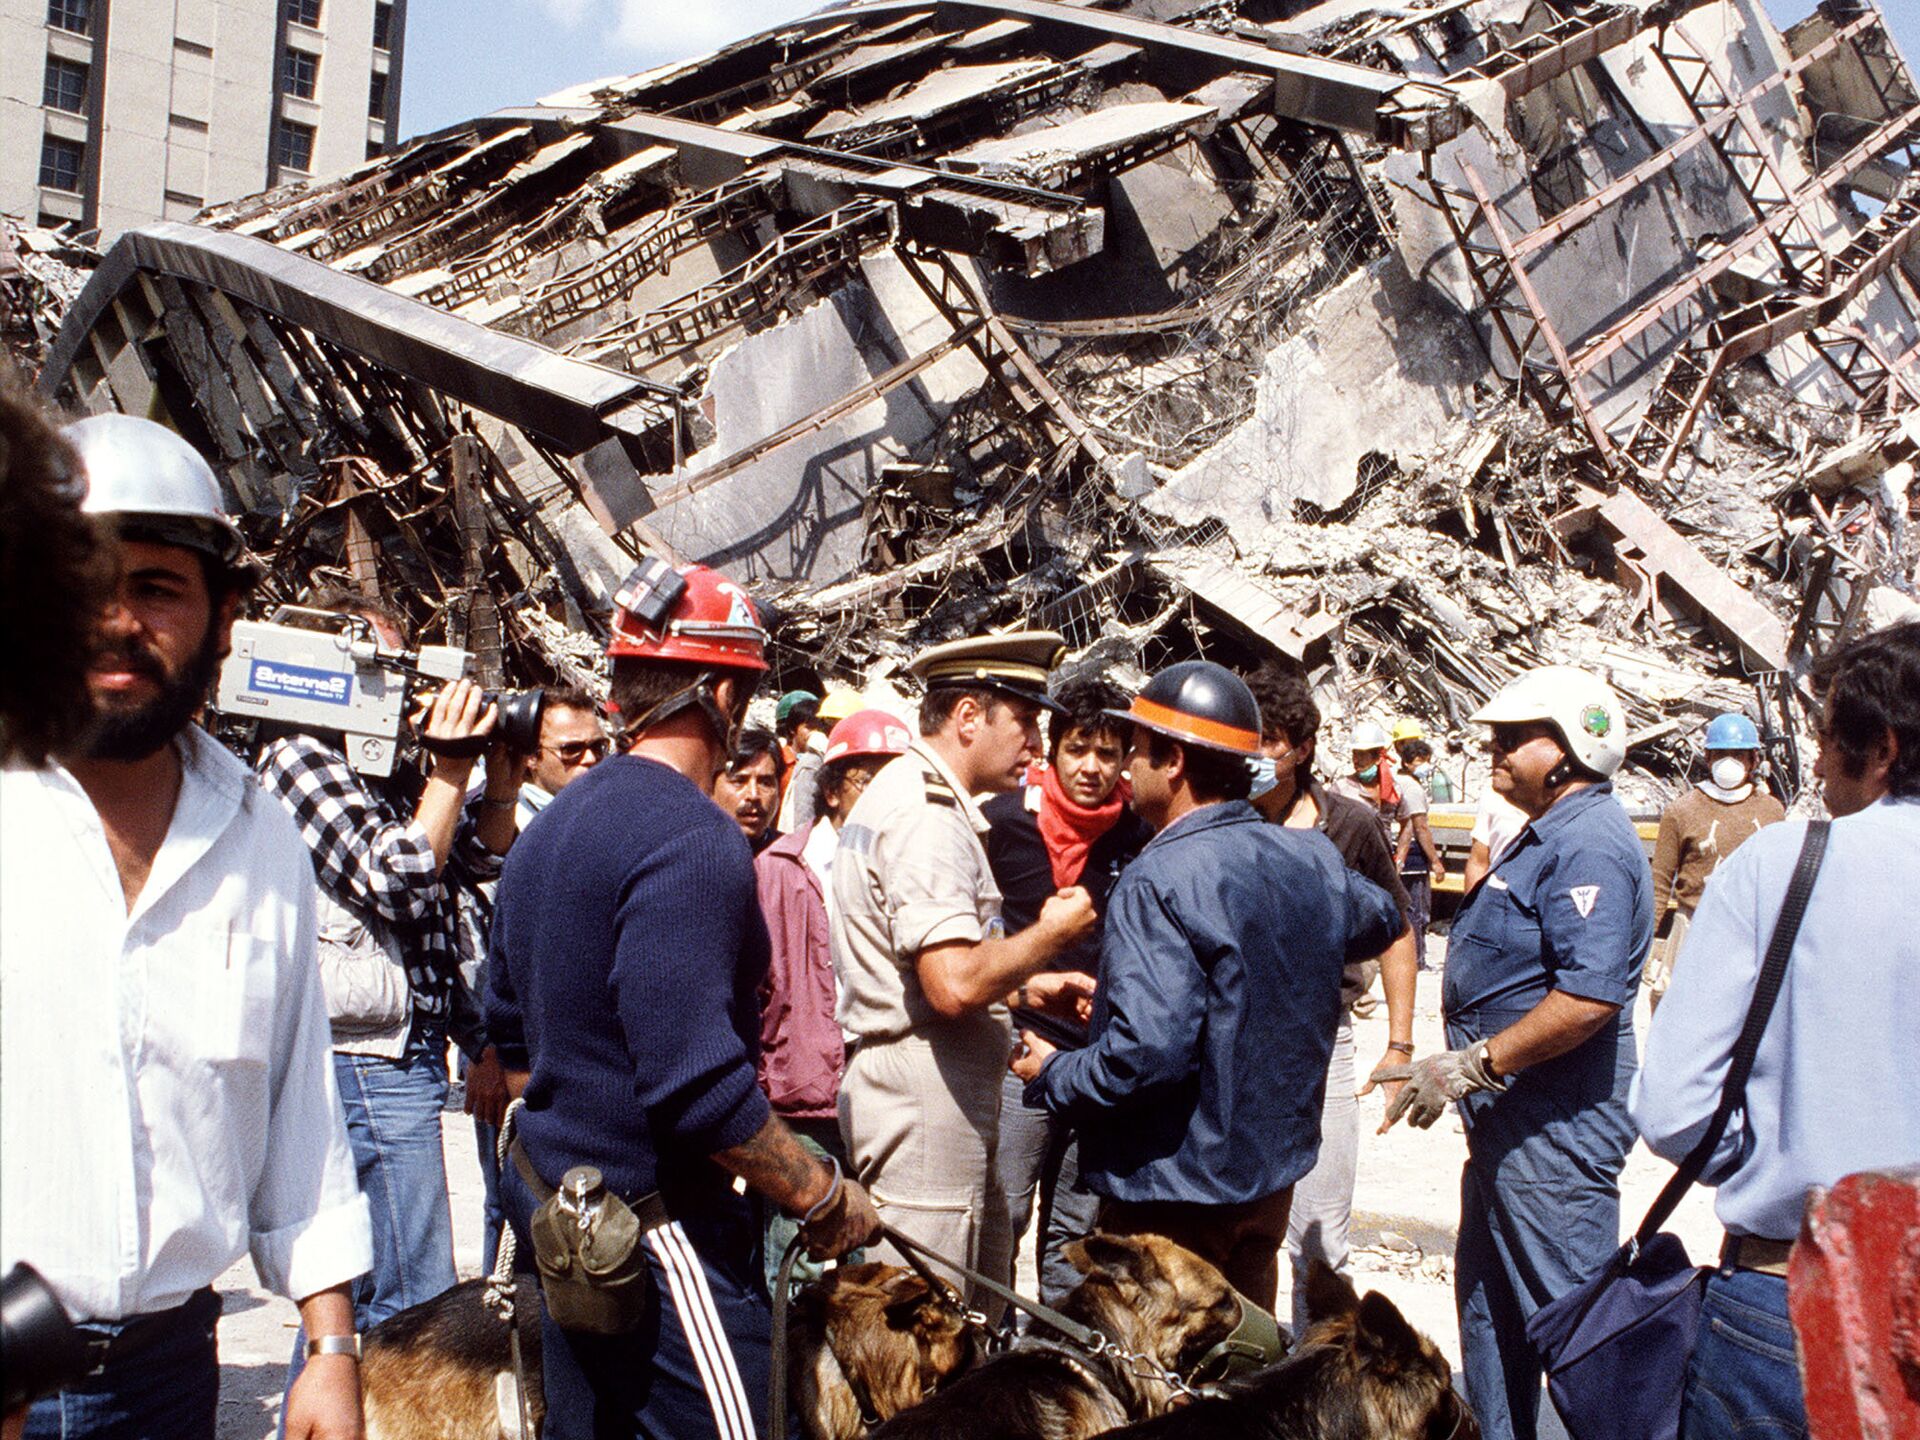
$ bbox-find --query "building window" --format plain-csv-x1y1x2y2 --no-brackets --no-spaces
174,36,215,57
274,118,315,172
372,2,393,50
164,189,205,210
43,56,89,113
366,138,385,161
39,134,85,193
282,47,319,99
285,0,322,28
169,112,210,134
46,0,90,34
368,69,388,119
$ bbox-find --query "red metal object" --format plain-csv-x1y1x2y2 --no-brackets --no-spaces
1789,1166,1920,1440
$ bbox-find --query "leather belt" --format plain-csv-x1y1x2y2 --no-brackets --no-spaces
1720,1233,1793,1277
82,1287,220,1372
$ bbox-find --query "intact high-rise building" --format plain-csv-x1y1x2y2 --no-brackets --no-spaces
1,0,407,241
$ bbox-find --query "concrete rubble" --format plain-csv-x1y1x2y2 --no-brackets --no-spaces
22,0,1920,804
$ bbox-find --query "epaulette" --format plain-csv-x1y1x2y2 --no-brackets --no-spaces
922,774,962,809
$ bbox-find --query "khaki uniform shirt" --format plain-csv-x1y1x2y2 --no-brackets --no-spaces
831,742,1006,1045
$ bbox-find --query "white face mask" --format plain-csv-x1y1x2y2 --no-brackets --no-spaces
1710,756,1750,791
1248,754,1279,799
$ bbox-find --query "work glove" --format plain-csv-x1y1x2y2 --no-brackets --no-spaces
1375,1040,1506,1130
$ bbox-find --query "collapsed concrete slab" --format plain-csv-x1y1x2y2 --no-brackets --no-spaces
25,0,1920,797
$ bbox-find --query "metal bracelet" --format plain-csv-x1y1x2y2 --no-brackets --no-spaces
800,1156,843,1226
305,1333,361,1360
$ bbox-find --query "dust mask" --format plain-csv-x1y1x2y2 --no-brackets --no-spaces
1356,764,1380,784
1248,754,1279,799
1710,756,1749,791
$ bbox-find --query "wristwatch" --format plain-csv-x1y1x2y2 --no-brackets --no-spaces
306,1334,362,1360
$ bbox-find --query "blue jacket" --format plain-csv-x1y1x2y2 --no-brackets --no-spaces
1444,781,1653,1124
1031,801,1402,1205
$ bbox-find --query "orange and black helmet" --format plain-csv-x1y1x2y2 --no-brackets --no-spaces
1108,661,1264,758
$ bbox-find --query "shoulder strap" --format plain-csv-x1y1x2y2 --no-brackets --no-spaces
1632,820,1829,1248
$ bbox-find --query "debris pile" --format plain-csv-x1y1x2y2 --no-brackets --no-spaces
1,219,97,378
30,0,1920,803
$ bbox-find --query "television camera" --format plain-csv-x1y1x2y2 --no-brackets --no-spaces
214,606,544,776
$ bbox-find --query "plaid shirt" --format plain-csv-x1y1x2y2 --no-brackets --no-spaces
257,734,497,1055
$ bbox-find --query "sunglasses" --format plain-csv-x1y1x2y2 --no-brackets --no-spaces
1489,723,1550,753
547,738,610,763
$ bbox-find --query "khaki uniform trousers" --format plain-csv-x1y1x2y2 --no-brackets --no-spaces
840,1022,1012,1324
1644,909,1692,1011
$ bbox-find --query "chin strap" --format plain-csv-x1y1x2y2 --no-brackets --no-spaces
617,674,740,751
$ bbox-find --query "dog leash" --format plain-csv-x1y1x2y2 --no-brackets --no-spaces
767,1234,807,1440
875,1224,1213,1402
484,1100,538,1440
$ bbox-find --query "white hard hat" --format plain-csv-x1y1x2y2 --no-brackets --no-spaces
1349,719,1392,751
1471,665,1627,778
65,413,246,564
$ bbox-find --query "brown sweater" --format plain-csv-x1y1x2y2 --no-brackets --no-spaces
1651,786,1786,914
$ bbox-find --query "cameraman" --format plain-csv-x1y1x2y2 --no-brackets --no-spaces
2,415,370,1439
255,588,520,1334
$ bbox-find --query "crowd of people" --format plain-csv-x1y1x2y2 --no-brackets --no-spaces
1,387,1916,1440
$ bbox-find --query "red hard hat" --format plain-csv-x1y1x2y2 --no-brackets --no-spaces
823,709,913,764
605,560,769,672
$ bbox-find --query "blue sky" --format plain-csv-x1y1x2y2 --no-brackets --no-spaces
398,0,1920,140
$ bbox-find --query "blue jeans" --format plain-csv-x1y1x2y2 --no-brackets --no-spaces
24,1288,220,1440
1402,869,1433,967
334,1044,457,1328
998,1070,1100,1308
1680,1268,1808,1439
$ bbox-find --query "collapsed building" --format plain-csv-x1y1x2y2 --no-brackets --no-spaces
27,0,1920,803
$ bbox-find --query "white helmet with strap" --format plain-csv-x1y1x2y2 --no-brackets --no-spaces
1471,665,1627,779
64,413,247,565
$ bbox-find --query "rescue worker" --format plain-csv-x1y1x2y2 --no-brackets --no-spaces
1241,661,1417,1336
773,690,824,833
1014,662,1402,1310
1644,713,1783,1009
755,707,913,1294
1330,718,1408,847
1379,665,1653,1440
486,561,878,1440
833,632,1097,1316
1394,719,1453,801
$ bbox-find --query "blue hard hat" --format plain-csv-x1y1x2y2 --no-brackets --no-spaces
1705,713,1761,750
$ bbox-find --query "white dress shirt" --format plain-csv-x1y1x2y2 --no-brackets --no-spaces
1,728,372,1321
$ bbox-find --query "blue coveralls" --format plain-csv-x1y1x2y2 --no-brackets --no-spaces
1443,782,1653,1440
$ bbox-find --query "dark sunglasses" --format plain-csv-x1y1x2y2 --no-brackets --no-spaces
548,738,610,763
1489,723,1548,753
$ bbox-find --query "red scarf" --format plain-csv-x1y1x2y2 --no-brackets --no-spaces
1377,755,1401,809
1033,763,1129,888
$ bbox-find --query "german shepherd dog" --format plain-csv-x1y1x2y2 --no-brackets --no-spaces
868,1233,1248,1440
360,1276,546,1440
786,1262,985,1440
1100,1264,1478,1440
358,1263,980,1440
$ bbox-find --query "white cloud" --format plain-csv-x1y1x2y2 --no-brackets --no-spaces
612,0,822,61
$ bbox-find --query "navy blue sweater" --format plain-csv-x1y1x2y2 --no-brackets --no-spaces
486,755,772,1199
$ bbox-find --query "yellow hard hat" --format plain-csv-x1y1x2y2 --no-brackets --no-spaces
816,689,864,723
1390,719,1425,743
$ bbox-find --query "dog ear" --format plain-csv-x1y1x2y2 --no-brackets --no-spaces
878,1269,934,1325
1303,1258,1359,1323
1354,1290,1422,1365
1066,1232,1155,1286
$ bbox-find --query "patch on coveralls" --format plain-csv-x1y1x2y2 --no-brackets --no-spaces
1569,885,1600,918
